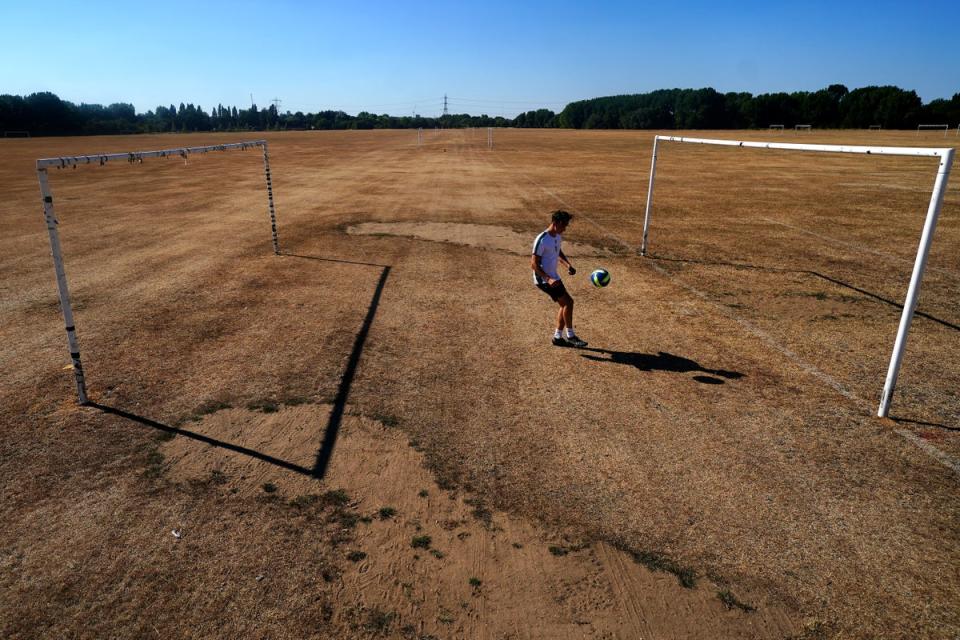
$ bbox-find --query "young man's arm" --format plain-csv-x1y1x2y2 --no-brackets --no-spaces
558,250,576,275
531,254,559,286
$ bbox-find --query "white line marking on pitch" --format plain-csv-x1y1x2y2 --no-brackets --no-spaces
491,154,959,475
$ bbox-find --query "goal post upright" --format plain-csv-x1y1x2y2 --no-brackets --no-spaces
878,146,954,416
37,167,88,404
36,140,278,404
641,135,954,418
261,141,280,255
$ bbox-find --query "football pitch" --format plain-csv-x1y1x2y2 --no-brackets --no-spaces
1,128,958,638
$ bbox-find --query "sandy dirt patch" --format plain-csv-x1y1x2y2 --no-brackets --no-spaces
347,221,614,257
160,404,797,639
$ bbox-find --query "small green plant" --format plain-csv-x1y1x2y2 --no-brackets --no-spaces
548,545,568,557
411,535,432,549
373,412,399,427
418,489,429,498
209,470,228,485
378,506,397,520
429,549,445,559
468,577,482,588
347,551,367,563
615,542,698,589
363,608,396,633
247,399,279,413
143,450,165,479
718,589,755,612
289,494,318,508
262,482,277,493
324,489,351,506
194,399,231,418
464,498,493,526
512,542,523,549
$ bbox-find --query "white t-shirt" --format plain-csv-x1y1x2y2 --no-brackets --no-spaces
532,229,562,284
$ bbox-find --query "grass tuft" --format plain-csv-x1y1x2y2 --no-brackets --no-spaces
718,589,756,612
411,535,432,549
247,399,279,413
378,506,397,520
347,550,367,563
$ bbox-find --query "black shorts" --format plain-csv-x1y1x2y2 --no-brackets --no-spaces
536,280,568,302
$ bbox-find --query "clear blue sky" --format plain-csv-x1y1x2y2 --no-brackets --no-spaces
2,0,957,118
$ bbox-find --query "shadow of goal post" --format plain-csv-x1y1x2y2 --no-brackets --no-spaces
37,140,279,405
640,135,955,418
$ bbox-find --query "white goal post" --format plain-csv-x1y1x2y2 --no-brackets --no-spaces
640,135,954,418
768,124,785,133
917,124,949,137
794,124,813,133
37,140,280,405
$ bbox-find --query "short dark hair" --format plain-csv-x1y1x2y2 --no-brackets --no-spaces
552,210,573,225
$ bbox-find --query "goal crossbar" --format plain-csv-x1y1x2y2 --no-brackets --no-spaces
37,140,280,405
641,135,955,418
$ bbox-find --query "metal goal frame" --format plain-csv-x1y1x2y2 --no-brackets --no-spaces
640,135,954,418
37,140,280,404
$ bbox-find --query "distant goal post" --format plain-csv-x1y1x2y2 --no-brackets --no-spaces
37,140,280,405
794,124,812,133
768,124,785,133
640,135,954,418
917,124,949,137
3,130,31,137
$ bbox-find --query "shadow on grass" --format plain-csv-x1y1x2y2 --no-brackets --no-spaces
581,347,744,385
891,416,959,432
647,254,960,333
91,254,392,480
281,253,391,478
90,403,316,476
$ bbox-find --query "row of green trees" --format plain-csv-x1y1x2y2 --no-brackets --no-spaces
546,85,960,130
0,92,513,136
2,86,958,136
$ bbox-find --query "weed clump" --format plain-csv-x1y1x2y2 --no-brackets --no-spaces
411,535,432,549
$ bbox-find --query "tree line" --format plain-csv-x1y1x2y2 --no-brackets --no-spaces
0,92,511,136
543,85,960,130
2,86,958,136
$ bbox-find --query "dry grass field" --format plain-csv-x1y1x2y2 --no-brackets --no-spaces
1,128,958,639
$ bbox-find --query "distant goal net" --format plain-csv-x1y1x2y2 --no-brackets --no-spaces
917,124,949,137
37,141,280,404
3,130,30,138
641,135,955,418
794,124,812,133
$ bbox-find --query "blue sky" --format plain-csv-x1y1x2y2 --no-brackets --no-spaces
1,1,957,117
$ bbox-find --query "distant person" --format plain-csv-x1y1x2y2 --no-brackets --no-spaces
531,210,587,348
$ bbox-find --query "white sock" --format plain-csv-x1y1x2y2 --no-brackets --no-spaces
565,328,576,338
554,329,563,339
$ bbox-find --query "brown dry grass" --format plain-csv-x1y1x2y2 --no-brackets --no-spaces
1,128,958,639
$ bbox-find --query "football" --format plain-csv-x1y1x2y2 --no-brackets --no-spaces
590,269,611,287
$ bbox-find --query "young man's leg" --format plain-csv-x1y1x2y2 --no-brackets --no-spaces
559,294,587,347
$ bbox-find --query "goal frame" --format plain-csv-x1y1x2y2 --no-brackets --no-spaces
794,124,812,133
917,124,949,137
640,135,954,418
37,140,280,405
